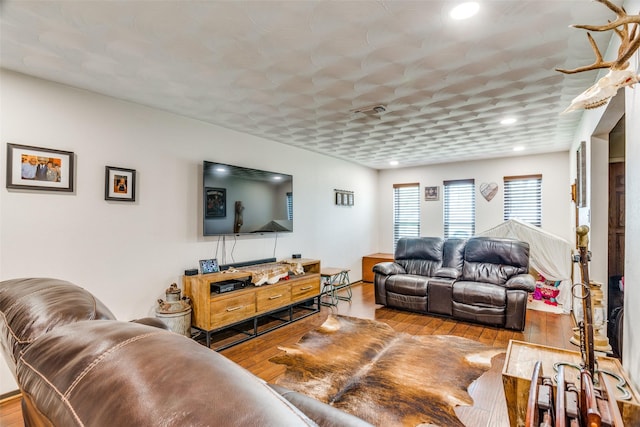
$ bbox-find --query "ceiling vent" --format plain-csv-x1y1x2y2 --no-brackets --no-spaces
351,104,387,115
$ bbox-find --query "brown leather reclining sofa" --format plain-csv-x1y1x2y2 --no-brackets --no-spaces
373,236,535,331
0,278,372,427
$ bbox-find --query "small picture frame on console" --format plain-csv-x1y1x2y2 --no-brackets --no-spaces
199,258,220,274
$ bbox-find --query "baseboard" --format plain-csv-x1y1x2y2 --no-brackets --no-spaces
0,389,21,404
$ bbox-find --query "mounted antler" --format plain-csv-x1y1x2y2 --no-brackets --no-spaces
557,0,640,112
557,0,640,74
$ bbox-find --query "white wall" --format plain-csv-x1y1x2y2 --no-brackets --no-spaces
0,70,379,393
590,135,610,286
623,51,640,390
376,152,573,252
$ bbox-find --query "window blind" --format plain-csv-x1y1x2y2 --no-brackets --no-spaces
503,175,542,226
393,183,420,249
443,179,475,238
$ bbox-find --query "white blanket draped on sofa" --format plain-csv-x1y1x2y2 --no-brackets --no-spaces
477,219,573,313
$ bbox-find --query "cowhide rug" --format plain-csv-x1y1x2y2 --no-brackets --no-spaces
270,315,504,427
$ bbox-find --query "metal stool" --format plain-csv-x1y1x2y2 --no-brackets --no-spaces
320,268,351,306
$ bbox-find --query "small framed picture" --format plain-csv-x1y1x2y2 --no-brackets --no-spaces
199,258,220,274
6,143,75,192
105,166,136,202
425,186,439,201
205,187,226,218
334,189,354,206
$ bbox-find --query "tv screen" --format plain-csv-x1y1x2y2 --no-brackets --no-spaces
203,161,293,236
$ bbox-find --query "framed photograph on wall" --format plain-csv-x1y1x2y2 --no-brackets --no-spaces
424,186,439,201
105,166,136,201
576,141,587,208
205,187,226,217
334,189,354,206
6,143,75,192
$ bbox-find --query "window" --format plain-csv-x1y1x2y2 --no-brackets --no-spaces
393,183,420,248
504,175,542,226
443,179,475,238
286,192,293,221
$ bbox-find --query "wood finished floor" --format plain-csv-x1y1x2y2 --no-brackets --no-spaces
0,282,574,427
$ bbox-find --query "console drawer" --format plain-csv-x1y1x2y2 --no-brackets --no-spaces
291,276,320,302
256,283,291,312
210,293,255,328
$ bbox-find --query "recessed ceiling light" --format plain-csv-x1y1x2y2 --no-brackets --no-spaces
450,2,479,20
389,160,399,166
500,117,517,125
513,146,525,152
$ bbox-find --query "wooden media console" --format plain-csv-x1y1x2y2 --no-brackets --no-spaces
183,258,321,350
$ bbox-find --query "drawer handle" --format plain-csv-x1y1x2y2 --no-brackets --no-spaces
268,294,283,300
226,306,243,312
300,286,313,290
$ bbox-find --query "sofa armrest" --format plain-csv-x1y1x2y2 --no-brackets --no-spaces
434,267,460,279
505,274,536,292
131,317,170,330
372,262,406,276
269,384,374,427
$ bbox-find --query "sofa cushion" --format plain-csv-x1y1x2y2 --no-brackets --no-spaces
461,262,524,286
0,278,115,376
461,237,530,284
395,237,444,276
385,274,429,297
17,320,319,427
442,238,466,270
452,281,506,308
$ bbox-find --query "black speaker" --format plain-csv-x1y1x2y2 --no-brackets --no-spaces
292,253,301,259
184,268,198,276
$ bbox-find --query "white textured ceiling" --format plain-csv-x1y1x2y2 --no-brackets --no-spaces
0,0,619,169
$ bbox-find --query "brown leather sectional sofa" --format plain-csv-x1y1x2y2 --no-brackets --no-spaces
373,236,535,331
0,278,372,427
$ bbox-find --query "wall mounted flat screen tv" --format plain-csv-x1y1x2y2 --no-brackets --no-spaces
203,161,293,236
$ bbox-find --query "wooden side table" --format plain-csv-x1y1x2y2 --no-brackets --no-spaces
362,253,394,282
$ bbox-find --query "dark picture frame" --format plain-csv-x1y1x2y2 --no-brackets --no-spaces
425,186,439,201
105,166,136,202
6,143,75,192
205,187,226,218
199,258,220,274
576,141,587,208
334,189,354,206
